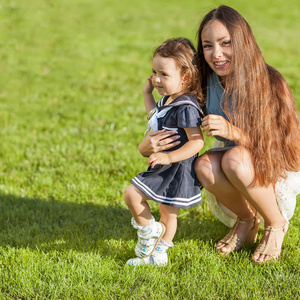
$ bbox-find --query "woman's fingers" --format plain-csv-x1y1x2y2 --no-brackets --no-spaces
157,135,180,146
154,140,180,152
205,128,222,137
151,129,176,139
201,115,233,139
202,115,223,130
149,130,180,152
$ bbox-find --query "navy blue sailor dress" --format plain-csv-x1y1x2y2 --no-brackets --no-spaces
131,94,204,209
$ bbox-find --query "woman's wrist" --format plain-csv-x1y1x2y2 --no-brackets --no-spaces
231,125,243,143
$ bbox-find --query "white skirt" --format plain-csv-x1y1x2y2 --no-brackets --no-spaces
205,141,300,227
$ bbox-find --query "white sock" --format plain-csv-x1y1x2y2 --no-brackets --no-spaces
131,216,156,235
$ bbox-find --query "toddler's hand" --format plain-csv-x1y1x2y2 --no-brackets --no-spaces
148,152,171,168
143,77,154,94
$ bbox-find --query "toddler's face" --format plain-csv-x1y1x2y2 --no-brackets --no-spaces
151,54,186,101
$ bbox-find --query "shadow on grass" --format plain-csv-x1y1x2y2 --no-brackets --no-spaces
0,193,132,253
0,193,227,257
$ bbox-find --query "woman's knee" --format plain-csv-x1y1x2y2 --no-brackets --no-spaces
194,153,222,188
221,147,254,181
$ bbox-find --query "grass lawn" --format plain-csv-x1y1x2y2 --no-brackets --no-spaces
0,0,299,299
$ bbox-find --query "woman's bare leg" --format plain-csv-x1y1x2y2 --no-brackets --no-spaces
195,152,258,254
195,152,254,217
221,147,287,262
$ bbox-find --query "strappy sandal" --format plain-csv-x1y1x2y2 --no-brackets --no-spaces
216,215,261,255
253,223,288,263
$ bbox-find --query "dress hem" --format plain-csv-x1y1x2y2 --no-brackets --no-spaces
131,177,201,209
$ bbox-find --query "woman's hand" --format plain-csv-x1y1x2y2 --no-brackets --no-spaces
201,114,241,142
138,130,181,157
148,152,171,168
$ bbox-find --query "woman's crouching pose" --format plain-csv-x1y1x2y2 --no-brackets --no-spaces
195,5,300,263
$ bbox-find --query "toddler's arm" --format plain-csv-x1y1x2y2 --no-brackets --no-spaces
143,77,156,114
148,127,204,168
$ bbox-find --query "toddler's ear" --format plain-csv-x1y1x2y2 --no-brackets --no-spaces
182,73,190,82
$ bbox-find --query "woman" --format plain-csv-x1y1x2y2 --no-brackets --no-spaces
138,5,300,263
195,5,300,263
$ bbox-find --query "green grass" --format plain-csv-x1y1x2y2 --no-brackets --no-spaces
0,0,299,298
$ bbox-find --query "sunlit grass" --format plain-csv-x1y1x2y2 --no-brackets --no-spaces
0,0,299,298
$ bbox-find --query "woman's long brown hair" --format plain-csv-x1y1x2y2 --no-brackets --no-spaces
197,5,300,186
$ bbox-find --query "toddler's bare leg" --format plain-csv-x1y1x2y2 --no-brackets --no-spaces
159,204,180,243
124,184,152,226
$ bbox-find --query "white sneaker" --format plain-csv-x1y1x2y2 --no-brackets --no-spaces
126,250,168,266
126,240,172,266
126,255,157,266
132,218,166,258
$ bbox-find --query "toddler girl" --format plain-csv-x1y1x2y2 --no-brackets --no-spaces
124,38,204,266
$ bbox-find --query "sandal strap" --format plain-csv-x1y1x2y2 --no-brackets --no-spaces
238,216,256,226
253,223,288,262
217,215,258,253
265,223,288,233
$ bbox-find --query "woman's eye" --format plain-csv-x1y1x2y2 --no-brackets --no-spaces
202,44,211,49
222,40,231,46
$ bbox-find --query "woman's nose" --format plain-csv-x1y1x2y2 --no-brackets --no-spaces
213,46,222,58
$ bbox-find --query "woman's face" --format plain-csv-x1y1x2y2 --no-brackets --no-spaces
201,20,233,78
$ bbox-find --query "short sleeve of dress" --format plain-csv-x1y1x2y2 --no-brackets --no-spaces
176,105,202,128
